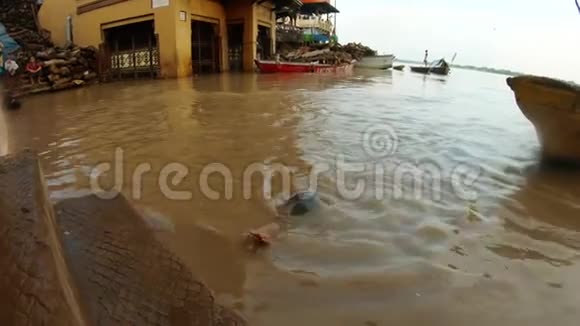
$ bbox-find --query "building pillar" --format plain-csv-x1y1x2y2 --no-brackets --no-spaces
173,0,193,77
154,0,192,78
242,3,257,72
154,7,177,78
270,10,276,57
219,18,229,72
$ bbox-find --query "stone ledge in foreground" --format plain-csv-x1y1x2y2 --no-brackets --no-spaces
0,150,80,325
0,150,247,325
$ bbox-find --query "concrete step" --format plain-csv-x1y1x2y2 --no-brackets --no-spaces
0,150,246,325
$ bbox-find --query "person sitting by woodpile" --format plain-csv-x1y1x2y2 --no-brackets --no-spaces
3,56,22,110
4,56,19,77
25,56,42,85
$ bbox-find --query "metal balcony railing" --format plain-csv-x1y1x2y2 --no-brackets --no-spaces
295,17,333,34
111,48,159,70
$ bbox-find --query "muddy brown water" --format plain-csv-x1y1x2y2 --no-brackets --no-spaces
2,69,580,325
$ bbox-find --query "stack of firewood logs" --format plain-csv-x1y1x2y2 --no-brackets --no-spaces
32,46,99,90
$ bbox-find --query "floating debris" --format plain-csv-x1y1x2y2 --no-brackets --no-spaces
448,264,459,270
466,200,483,222
450,245,467,256
547,282,564,289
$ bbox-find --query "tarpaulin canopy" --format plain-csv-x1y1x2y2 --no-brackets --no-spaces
0,22,21,55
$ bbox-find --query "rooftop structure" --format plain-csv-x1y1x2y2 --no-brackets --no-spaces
276,0,339,44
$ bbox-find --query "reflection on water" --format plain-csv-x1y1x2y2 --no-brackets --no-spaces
2,69,580,325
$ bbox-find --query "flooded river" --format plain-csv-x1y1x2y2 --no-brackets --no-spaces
2,69,580,325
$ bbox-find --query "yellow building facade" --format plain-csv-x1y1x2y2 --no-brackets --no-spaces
39,0,277,78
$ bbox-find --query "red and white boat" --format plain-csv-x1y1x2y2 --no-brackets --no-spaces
254,59,355,74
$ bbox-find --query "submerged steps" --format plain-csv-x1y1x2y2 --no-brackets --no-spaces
0,150,246,325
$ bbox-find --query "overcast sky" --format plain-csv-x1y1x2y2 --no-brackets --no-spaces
336,0,580,80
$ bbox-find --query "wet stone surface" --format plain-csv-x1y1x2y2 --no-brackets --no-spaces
0,151,246,325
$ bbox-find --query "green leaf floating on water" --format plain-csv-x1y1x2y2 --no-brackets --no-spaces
467,200,483,222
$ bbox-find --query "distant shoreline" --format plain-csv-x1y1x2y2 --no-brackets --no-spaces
396,59,522,77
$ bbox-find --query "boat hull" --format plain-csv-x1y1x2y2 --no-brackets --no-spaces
410,66,450,75
354,55,395,70
254,60,354,74
507,75,580,162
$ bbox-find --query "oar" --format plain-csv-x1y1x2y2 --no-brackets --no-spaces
576,0,580,13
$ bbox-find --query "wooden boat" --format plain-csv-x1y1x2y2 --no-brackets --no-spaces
393,65,405,71
354,54,395,70
410,59,450,75
507,75,580,162
254,59,355,73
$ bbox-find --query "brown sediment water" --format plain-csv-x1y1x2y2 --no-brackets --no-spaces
2,69,580,325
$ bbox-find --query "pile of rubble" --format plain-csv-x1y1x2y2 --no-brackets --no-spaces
279,42,377,64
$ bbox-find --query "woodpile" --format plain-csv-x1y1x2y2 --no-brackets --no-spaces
12,45,100,96
38,46,98,81
279,42,378,65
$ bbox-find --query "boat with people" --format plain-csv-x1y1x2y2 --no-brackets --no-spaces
354,54,395,70
254,59,355,73
507,75,580,163
410,59,451,75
